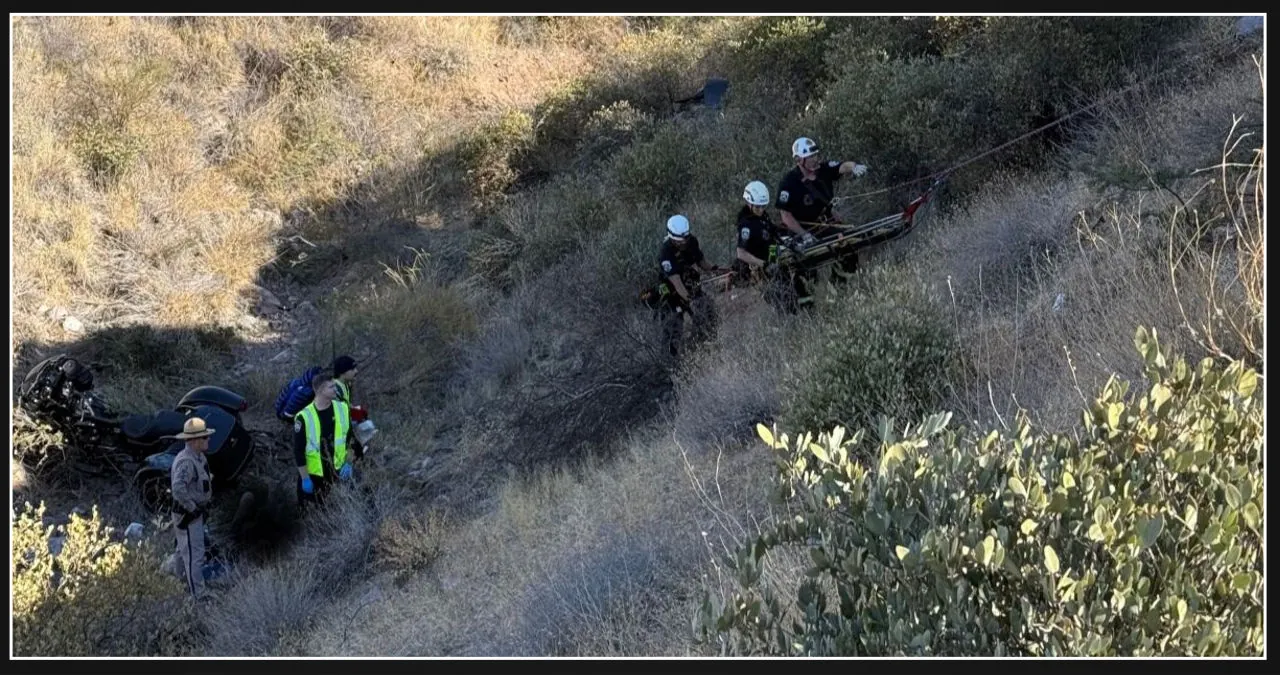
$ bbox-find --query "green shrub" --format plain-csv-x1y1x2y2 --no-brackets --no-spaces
11,409,69,478
810,17,1201,202
613,124,703,210
71,120,144,187
721,17,837,100
523,21,717,177
67,61,168,186
283,28,350,97
586,200,667,298
810,54,1035,203
702,326,1264,656
461,109,536,213
973,17,1200,110
924,16,990,56
278,100,357,197
887,17,1198,108
468,232,525,290
820,17,944,62
780,267,955,443
337,248,475,396
490,172,614,277
525,80,598,176
13,502,195,656
578,101,656,162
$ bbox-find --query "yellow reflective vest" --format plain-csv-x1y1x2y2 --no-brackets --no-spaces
334,379,350,404
295,400,350,478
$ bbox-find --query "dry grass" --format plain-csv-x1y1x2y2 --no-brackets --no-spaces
298,30,1262,659
301,431,774,656
10,15,1261,658
371,506,449,585
669,291,797,449
333,247,477,397
201,560,321,656
199,481,401,656
1164,113,1265,367
909,56,1264,433
915,172,1100,301
1070,56,1263,182
939,198,1196,431
298,280,807,656
11,15,609,374
13,18,273,353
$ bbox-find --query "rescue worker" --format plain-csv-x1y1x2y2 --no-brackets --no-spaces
733,180,804,313
775,136,869,284
658,214,725,357
331,353,379,454
170,416,216,600
293,370,362,509
332,355,357,404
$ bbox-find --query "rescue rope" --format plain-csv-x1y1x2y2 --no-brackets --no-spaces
831,48,1209,205
680,36,1253,295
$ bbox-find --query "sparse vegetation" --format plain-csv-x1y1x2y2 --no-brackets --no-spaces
373,506,449,585
10,16,1262,657
461,109,536,213
12,409,71,479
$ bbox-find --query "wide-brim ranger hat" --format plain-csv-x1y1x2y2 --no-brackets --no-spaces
173,417,216,440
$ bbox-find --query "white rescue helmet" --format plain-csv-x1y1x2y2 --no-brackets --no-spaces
743,181,770,206
666,214,690,238
792,136,819,159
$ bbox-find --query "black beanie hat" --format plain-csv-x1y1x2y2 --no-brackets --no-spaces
332,355,357,378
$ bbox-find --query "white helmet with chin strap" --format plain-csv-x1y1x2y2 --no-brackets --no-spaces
792,136,819,159
743,181,770,206
666,214,690,238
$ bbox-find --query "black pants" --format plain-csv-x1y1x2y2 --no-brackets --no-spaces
660,294,717,357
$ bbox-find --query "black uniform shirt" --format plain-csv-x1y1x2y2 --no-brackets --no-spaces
775,160,844,224
736,206,782,262
658,234,706,285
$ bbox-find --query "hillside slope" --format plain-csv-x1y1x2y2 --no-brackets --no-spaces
11,16,1263,657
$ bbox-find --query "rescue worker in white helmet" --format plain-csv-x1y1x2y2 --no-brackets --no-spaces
775,136,869,283
732,180,804,313
657,214,724,357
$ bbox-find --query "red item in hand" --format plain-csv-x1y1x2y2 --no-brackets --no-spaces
350,405,369,423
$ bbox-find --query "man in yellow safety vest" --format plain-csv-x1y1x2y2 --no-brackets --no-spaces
292,370,363,508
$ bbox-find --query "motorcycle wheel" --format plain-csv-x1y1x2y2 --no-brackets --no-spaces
134,468,173,517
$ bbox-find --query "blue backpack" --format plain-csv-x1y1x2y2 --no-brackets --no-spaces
274,365,325,421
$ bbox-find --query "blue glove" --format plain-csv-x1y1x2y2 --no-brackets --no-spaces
301,476,314,494
339,463,353,481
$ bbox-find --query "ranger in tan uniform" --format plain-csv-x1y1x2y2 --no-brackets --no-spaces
170,417,216,599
